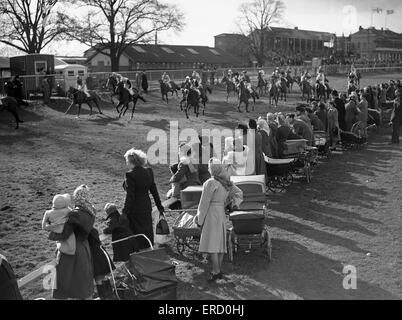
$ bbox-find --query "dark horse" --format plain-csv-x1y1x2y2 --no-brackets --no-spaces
0,96,24,129
347,81,358,95
221,76,238,102
268,79,280,107
66,87,103,117
105,75,119,105
181,88,201,119
278,78,288,102
237,80,251,113
159,80,179,104
315,81,327,102
297,78,313,102
115,85,146,120
198,85,212,114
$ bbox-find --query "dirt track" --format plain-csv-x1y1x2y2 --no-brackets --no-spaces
0,73,401,300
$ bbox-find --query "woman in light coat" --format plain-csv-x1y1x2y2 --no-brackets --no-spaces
195,158,242,282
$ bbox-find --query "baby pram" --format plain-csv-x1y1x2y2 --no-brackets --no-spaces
340,121,367,150
171,186,203,255
282,139,317,183
103,235,178,300
313,131,331,158
264,155,296,193
227,175,272,262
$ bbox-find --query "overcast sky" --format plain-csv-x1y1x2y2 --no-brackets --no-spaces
43,0,402,55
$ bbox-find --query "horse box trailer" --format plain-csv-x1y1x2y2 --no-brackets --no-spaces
10,54,55,98
55,64,88,92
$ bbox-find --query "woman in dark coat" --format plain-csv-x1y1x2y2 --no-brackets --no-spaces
49,185,95,300
123,149,164,250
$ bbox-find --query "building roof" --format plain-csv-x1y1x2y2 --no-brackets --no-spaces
85,44,243,65
265,27,335,40
351,27,402,40
0,57,10,69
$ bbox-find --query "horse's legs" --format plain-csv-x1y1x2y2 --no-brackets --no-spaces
94,99,103,115
7,108,22,129
77,104,81,118
116,102,123,114
88,102,93,116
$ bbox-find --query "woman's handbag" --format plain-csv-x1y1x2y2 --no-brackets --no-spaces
156,214,170,235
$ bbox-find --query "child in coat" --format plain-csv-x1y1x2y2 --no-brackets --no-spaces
103,203,139,262
42,194,76,256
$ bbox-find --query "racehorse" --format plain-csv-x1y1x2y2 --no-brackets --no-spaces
278,78,288,101
268,79,280,107
237,80,251,113
286,74,295,92
315,82,327,102
180,88,201,119
66,87,103,117
198,85,212,112
347,81,358,95
297,78,313,102
0,96,24,129
159,80,179,103
115,85,146,120
105,75,119,105
221,76,238,102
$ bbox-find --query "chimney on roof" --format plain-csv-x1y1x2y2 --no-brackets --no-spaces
294,26,298,30
359,26,363,31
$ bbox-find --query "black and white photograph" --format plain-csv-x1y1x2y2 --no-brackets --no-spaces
0,0,401,305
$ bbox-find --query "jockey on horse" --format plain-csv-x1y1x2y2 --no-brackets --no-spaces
162,72,172,90
240,70,252,94
301,69,311,83
76,75,90,97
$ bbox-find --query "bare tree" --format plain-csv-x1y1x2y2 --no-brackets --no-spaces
238,0,285,66
60,0,184,71
0,0,66,53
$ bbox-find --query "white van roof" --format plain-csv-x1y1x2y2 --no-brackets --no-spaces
55,64,87,70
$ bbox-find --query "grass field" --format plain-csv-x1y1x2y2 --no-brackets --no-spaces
0,73,401,300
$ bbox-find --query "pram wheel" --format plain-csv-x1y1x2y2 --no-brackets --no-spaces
267,176,285,193
281,173,293,188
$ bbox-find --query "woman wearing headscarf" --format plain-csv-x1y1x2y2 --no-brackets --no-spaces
195,158,242,282
48,185,95,300
257,118,278,159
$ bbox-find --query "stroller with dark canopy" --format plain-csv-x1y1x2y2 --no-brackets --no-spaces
340,121,367,149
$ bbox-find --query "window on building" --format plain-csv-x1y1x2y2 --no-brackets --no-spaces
162,47,175,53
97,61,105,66
35,61,47,74
67,70,75,77
187,48,199,55
209,49,220,55
133,46,147,53
78,70,85,76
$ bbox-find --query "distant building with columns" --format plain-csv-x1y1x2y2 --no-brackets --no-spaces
215,27,335,66
348,26,402,61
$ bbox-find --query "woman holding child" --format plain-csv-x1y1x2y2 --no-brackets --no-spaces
47,185,96,300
